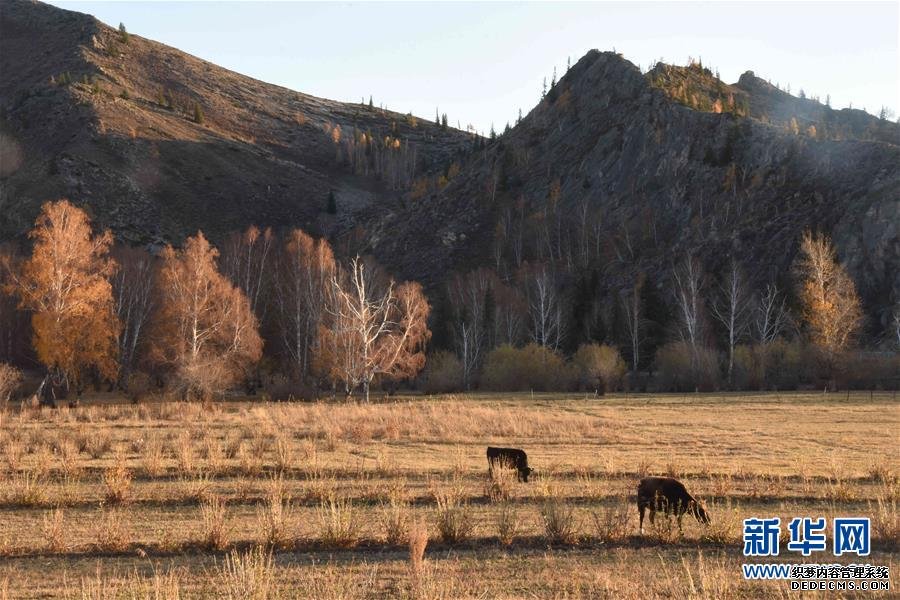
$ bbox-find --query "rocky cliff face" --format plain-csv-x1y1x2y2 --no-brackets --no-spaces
371,51,899,335
2,3,898,338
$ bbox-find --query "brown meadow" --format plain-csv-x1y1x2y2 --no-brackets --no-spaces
0,391,896,598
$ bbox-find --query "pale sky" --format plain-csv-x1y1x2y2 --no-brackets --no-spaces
47,1,900,133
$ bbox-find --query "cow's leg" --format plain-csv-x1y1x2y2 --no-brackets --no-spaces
639,503,646,534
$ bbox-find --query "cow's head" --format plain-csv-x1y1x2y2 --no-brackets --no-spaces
692,500,710,525
522,467,534,482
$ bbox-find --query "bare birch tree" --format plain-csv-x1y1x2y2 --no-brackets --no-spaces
672,255,705,354
753,283,789,344
620,272,645,372
710,259,751,383
317,257,430,401
524,264,564,351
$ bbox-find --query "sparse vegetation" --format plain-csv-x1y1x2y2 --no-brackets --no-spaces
0,392,892,596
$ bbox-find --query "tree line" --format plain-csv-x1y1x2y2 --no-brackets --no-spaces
0,199,895,404
0,200,430,403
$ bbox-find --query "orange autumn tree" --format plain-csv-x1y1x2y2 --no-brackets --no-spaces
7,200,118,393
316,257,430,401
151,232,263,400
794,231,863,355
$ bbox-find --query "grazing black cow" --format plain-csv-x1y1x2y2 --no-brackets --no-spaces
486,447,533,482
637,476,710,534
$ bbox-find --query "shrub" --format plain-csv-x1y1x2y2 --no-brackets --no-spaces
540,499,579,545
484,461,517,503
218,547,276,600
0,363,22,403
654,341,721,391
480,343,573,391
434,490,474,544
317,498,360,548
95,507,130,552
571,343,627,393
421,351,463,393
42,508,66,552
496,503,520,546
201,496,230,551
103,451,132,504
380,494,409,545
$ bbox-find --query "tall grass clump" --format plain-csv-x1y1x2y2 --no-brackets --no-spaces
496,503,520,546
42,507,66,552
201,496,230,551
591,503,631,543
317,497,360,549
258,481,292,549
484,461,517,503
104,451,133,504
434,488,474,544
217,547,276,600
407,519,428,593
540,496,579,545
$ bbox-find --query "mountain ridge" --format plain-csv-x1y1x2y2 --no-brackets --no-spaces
1,0,898,341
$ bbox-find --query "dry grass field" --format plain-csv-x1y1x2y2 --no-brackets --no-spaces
0,391,896,599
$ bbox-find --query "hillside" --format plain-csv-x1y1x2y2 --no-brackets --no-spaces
371,51,899,338
1,1,898,343
0,0,473,244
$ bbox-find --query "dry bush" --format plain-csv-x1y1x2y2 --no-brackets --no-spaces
421,350,464,393
85,430,113,460
540,499,579,545
572,343,627,392
408,519,428,584
201,495,230,551
201,438,225,474
57,438,81,478
380,497,409,545
182,472,213,505
31,443,54,479
224,433,243,460
870,492,899,546
4,437,23,472
495,503,520,546
273,436,293,474
217,546,276,600
869,464,896,484
238,443,263,477
103,451,133,504
480,343,574,391
484,461,517,503
434,489,474,544
258,482,292,549
174,432,195,474
576,472,608,501
143,436,165,477
646,508,680,544
95,506,130,552
11,471,49,506
305,470,337,503
317,497,360,548
0,363,23,403
591,503,632,542
702,499,739,544
42,507,66,552
654,341,721,392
